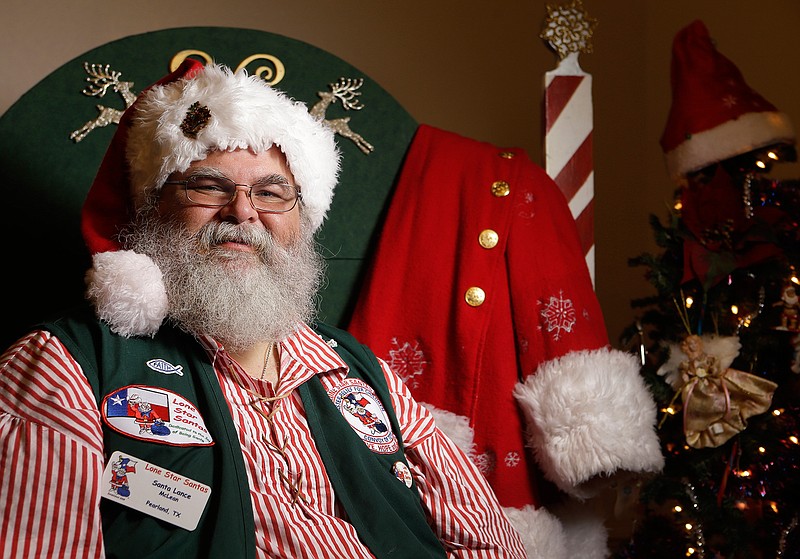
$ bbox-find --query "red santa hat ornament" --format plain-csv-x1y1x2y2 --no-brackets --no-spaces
660,20,795,180
82,59,340,337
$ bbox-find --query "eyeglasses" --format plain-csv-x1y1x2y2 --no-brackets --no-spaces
164,175,302,213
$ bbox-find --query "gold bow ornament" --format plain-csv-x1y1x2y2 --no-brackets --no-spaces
657,334,777,448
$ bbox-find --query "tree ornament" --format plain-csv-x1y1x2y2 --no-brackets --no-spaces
658,334,778,448
773,283,800,332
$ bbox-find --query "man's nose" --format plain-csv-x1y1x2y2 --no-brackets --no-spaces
219,185,258,222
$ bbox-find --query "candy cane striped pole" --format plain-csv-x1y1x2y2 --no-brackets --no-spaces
544,51,595,285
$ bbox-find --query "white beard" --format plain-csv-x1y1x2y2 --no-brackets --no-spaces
122,212,323,352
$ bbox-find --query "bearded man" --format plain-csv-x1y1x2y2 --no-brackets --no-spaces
0,61,525,559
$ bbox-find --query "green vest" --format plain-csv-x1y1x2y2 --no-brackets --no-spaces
44,306,445,559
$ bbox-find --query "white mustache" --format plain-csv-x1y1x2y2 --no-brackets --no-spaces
196,222,272,252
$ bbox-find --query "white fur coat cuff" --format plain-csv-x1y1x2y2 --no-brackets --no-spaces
514,348,664,499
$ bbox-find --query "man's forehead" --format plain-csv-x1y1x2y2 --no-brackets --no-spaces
182,147,293,175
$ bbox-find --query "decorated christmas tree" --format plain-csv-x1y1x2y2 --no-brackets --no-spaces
613,21,800,559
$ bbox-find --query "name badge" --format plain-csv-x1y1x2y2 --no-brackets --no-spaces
101,451,211,531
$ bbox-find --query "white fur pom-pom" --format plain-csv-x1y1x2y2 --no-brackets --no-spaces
85,250,168,337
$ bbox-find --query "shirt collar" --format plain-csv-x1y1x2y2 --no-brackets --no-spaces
281,322,348,376
197,322,348,378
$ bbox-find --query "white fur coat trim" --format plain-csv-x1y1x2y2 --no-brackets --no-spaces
423,403,476,455
423,402,613,558
514,348,664,499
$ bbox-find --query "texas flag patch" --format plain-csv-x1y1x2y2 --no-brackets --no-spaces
102,385,214,446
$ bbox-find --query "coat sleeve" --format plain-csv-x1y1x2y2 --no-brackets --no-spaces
506,149,664,498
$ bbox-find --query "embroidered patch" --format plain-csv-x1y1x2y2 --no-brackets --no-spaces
540,290,576,340
146,358,184,376
102,385,214,446
328,378,399,454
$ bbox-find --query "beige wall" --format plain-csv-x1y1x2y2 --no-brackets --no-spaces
3,0,799,346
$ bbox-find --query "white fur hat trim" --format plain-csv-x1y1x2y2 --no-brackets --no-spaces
126,63,340,232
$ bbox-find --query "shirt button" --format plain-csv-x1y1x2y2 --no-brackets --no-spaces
464,287,486,307
478,229,499,249
491,180,510,197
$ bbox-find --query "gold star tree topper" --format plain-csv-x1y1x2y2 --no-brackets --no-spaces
540,0,598,60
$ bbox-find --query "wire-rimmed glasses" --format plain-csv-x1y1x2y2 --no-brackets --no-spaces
164,175,302,213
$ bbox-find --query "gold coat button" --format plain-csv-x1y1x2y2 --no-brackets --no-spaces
465,287,486,307
479,229,499,249
491,180,510,197
499,151,515,159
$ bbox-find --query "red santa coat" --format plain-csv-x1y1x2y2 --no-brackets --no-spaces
348,125,663,556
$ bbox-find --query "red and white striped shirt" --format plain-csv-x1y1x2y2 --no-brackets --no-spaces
0,324,525,558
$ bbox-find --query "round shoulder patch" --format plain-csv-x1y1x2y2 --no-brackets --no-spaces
328,378,399,454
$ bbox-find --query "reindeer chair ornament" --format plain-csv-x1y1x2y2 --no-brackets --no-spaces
310,77,374,155
70,63,137,142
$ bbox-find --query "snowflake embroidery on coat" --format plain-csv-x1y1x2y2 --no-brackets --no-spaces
386,338,428,389
472,450,496,476
504,451,521,468
517,191,536,219
540,290,576,341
